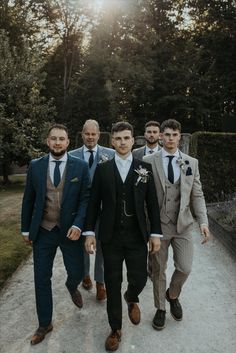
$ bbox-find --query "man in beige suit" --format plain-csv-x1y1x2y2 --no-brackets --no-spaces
144,119,210,330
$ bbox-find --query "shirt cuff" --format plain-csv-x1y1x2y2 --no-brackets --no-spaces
22,232,29,236
150,233,163,238
82,231,95,236
72,225,81,232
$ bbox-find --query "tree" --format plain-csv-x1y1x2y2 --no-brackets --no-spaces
0,30,55,184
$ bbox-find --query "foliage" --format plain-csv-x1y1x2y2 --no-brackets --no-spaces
0,30,55,182
189,132,236,202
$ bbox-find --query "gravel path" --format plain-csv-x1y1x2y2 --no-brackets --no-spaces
0,229,235,353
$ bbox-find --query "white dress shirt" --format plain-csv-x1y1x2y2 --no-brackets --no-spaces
115,153,133,182
162,148,181,183
83,145,98,163
49,153,67,184
145,145,160,155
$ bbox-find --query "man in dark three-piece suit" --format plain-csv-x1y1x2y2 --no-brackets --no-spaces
70,119,114,301
84,121,162,351
21,124,90,345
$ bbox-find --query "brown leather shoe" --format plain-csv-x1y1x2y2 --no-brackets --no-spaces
96,282,107,301
124,291,140,325
105,330,122,351
70,289,83,308
82,275,93,290
30,324,53,345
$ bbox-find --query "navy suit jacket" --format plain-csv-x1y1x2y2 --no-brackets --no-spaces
21,154,90,241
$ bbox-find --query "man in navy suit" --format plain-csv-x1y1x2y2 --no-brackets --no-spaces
70,119,114,301
21,124,90,345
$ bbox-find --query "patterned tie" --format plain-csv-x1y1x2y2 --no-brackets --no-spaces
53,161,62,187
88,150,94,168
167,156,174,184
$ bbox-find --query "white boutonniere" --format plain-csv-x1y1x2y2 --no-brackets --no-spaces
176,157,185,171
98,153,110,163
134,165,149,186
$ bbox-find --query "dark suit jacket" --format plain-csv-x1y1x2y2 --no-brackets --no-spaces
84,158,162,243
21,154,90,241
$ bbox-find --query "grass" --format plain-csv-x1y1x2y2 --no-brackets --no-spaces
0,176,32,290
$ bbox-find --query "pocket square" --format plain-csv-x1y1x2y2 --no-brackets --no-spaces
186,167,192,176
70,177,79,182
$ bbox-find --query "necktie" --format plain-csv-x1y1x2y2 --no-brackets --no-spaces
167,156,174,183
53,161,62,187
149,150,154,154
88,150,94,168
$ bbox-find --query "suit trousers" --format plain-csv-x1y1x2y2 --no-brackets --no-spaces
33,226,84,327
83,220,104,283
101,228,147,331
152,231,193,310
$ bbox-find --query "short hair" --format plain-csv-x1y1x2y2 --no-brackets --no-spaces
111,121,133,136
82,119,100,133
145,121,160,130
160,119,181,133
47,124,68,136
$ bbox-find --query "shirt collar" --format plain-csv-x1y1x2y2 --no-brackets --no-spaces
146,145,160,154
115,152,133,164
49,153,68,162
84,145,98,153
161,148,179,158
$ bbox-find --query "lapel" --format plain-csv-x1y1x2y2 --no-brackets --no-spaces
106,158,116,204
40,155,49,200
62,154,75,204
153,151,165,191
133,158,144,206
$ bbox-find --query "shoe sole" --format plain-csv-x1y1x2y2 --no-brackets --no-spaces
152,322,165,330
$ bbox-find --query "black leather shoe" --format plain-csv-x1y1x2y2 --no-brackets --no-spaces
166,288,183,321
152,310,166,330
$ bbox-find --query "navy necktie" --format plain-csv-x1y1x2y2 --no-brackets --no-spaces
88,150,94,168
53,161,62,187
167,156,174,184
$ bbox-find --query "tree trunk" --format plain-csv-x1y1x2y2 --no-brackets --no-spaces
2,162,10,185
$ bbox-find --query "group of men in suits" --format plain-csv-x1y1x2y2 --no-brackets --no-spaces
21,118,210,351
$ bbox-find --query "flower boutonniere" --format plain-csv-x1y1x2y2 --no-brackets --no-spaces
134,165,150,186
176,157,185,171
98,153,110,164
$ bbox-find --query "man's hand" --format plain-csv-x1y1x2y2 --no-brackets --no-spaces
200,225,210,244
22,235,32,246
67,227,81,241
85,236,96,254
149,237,161,254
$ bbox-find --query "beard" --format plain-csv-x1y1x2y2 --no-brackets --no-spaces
49,148,67,158
146,138,159,146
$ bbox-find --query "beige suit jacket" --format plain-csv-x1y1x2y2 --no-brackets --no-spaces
144,150,208,234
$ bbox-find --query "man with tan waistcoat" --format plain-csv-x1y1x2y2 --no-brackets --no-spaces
144,119,210,330
21,124,90,345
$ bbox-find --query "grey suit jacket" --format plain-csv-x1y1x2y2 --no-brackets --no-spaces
132,146,146,160
69,144,115,181
144,150,208,234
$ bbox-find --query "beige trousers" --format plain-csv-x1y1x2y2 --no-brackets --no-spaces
152,232,194,310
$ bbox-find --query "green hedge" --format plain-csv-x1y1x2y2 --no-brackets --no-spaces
189,132,236,202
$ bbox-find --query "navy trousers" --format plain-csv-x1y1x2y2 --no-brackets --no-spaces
33,226,84,327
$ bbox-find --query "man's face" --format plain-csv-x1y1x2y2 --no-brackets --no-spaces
160,128,181,153
47,128,70,158
111,130,134,157
82,123,100,149
144,125,160,147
